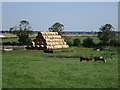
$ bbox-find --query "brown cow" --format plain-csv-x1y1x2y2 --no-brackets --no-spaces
80,56,93,62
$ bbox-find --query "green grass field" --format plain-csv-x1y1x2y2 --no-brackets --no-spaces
2,36,100,44
2,46,118,88
2,37,35,43
63,36,100,44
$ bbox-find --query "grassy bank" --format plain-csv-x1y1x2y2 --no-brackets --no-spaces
2,47,118,88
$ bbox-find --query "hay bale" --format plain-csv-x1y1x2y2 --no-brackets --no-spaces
44,42,56,46
63,42,67,45
62,45,69,48
44,39,53,42
38,32,44,36
47,32,58,35
41,45,44,47
46,35,61,39
53,39,63,42
42,36,47,39
29,31,69,50
36,45,40,47
31,41,35,47
38,31,58,36
44,46,54,50
54,45,63,49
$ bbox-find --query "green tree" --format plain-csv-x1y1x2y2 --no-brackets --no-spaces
73,38,81,47
9,20,33,45
82,38,95,47
98,24,116,45
64,37,73,46
109,37,119,46
48,22,64,35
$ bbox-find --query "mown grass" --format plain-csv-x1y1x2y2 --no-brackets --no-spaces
2,46,118,88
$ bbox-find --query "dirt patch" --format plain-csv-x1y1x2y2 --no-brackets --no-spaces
1,33,98,37
3,49,42,54
61,34,98,36
2,33,17,37
1,33,37,37
47,56,80,58
1,33,120,37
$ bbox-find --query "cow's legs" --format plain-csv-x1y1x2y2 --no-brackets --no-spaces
104,60,106,63
103,59,106,63
94,59,97,62
86,59,90,61
80,59,82,62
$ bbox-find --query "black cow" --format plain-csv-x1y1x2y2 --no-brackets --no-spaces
43,50,55,53
94,57,106,63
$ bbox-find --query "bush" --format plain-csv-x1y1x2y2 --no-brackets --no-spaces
17,43,23,46
64,37,73,46
109,38,119,46
11,42,17,45
5,42,11,45
73,38,81,47
18,34,32,45
2,42,20,46
82,38,95,47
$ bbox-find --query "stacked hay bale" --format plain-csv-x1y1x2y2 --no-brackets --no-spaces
29,31,69,50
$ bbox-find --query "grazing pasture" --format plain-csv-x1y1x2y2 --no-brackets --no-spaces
2,46,118,88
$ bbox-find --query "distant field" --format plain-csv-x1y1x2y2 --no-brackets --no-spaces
2,33,98,37
1,33,119,37
2,46,118,88
62,34,97,36
2,37,35,43
1,33,37,37
2,36,100,44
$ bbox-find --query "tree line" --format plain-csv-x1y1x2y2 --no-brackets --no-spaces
9,20,119,47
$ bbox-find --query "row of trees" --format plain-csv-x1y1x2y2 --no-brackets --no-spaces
65,37,95,47
9,20,33,45
9,20,118,46
10,20,64,44
65,36,119,48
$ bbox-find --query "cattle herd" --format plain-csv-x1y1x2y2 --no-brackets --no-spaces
80,56,106,63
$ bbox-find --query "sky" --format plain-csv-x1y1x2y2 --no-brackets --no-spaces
2,2,118,32
118,1,120,31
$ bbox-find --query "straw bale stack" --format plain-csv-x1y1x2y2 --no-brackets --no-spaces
30,41,35,47
29,31,69,50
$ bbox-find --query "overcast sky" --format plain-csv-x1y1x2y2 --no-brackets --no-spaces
2,2,118,31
